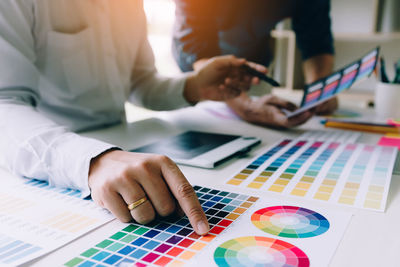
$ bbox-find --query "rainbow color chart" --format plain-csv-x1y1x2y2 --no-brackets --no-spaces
0,177,113,266
226,138,397,211
251,206,329,238
214,236,310,267
64,186,259,267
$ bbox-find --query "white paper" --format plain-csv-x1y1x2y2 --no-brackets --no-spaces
0,177,114,266
191,197,352,267
226,138,398,212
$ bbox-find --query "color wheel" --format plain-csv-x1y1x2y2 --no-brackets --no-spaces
214,236,309,267
251,206,330,238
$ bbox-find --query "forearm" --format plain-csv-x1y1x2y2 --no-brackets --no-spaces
0,98,116,197
302,54,334,84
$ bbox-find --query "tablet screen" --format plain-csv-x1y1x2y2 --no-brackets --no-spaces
131,131,240,159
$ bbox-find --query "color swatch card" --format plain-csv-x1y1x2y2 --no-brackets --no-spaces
64,186,259,267
200,198,351,267
0,177,113,266
64,186,351,267
285,47,379,118
226,138,398,211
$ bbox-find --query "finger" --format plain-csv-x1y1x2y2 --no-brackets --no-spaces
102,189,133,223
247,62,268,73
227,76,252,92
288,111,313,127
267,96,298,111
136,166,177,217
117,179,156,224
159,158,209,235
213,55,246,70
251,76,260,85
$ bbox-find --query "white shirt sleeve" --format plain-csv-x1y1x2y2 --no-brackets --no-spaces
128,1,192,111
0,1,116,197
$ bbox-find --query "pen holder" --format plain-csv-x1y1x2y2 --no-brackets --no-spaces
375,82,400,119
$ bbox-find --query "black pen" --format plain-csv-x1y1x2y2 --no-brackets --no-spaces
380,57,390,83
240,64,281,87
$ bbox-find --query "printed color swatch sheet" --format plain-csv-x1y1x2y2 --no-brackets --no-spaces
226,139,398,211
0,178,113,266
65,186,259,267
65,187,351,267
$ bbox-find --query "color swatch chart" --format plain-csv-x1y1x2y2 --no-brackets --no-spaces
226,138,398,211
0,177,113,266
64,186,259,267
285,47,379,118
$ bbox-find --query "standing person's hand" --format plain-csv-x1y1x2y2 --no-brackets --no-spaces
314,97,338,115
184,55,267,103
227,94,313,128
88,150,209,235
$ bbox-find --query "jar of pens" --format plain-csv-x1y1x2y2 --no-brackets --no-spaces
375,57,400,119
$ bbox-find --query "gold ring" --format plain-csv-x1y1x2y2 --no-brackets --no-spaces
127,196,148,210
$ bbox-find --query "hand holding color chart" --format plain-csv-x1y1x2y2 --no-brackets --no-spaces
285,47,379,118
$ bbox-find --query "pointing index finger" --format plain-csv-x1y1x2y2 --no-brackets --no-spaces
160,158,209,235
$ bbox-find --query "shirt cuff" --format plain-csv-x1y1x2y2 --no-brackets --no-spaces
48,133,119,198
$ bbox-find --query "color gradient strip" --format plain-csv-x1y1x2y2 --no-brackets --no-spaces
338,145,374,205
227,139,291,186
290,142,339,197
267,142,323,193
246,141,305,190
313,144,356,201
363,146,394,209
0,234,42,265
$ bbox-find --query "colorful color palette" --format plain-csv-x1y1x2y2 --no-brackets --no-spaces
226,137,397,211
214,236,310,267
65,186,259,267
285,47,379,118
251,206,329,238
227,139,291,186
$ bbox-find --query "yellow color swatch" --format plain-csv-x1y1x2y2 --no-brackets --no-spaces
314,192,330,201
269,185,284,193
291,189,307,197
338,196,355,205
227,179,242,186
364,200,381,209
247,182,263,189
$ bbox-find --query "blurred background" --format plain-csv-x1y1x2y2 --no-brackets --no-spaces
127,0,400,121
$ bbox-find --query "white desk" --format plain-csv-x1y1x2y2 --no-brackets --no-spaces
14,102,400,267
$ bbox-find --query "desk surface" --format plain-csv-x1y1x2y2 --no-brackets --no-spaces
16,102,400,267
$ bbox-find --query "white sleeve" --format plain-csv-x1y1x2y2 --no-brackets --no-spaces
128,1,192,111
0,1,116,197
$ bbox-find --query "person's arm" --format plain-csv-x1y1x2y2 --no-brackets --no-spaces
172,0,220,71
0,1,115,196
293,0,337,114
0,1,210,235
129,1,263,109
